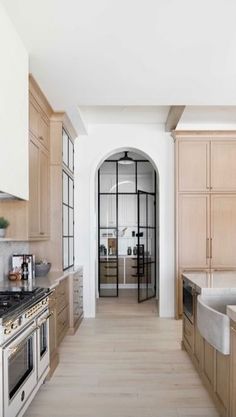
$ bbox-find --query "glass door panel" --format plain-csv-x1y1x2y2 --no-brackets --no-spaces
138,191,156,303
118,163,136,193
99,195,116,228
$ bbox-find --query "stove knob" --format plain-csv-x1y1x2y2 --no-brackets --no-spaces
11,323,18,330
4,328,11,335
42,300,47,305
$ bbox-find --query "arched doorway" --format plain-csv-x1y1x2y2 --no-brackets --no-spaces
96,149,159,309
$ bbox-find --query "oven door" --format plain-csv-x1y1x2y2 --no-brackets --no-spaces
3,322,37,417
37,308,50,381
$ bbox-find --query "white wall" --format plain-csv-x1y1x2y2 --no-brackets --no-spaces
74,124,175,318
0,3,28,199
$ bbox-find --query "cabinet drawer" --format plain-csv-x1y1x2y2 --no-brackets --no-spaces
57,306,69,343
183,314,194,351
57,279,69,313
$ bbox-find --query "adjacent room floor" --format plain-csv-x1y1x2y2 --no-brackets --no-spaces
24,292,219,417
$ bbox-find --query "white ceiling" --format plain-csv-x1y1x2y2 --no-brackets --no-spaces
2,0,236,132
79,106,169,125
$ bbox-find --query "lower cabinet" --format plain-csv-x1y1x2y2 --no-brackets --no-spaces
182,287,232,417
57,278,69,345
69,270,84,335
48,272,84,378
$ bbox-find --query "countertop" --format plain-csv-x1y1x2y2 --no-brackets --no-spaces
227,305,236,322
182,271,236,294
0,265,83,291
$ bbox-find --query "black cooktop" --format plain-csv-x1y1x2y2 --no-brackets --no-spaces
0,287,49,320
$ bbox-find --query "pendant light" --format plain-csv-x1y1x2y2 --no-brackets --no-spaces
118,151,134,165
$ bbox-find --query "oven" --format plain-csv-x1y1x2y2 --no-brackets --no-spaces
3,321,38,417
183,278,195,324
2,307,50,417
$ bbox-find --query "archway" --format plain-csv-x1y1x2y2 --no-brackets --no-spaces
95,148,159,313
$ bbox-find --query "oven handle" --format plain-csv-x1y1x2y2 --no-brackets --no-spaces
37,312,53,327
8,325,37,358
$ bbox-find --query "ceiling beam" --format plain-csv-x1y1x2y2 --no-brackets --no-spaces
165,106,185,132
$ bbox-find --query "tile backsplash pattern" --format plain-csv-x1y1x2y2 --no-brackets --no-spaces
0,242,29,281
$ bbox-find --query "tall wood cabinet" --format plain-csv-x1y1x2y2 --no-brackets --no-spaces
175,133,236,317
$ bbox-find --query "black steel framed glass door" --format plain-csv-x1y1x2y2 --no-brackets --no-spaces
137,190,156,302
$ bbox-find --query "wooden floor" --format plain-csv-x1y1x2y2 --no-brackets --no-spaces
24,290,219,417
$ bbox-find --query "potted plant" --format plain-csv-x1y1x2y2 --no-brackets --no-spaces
0,217,10,238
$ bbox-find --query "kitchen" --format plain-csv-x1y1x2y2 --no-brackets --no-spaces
1,1,236,417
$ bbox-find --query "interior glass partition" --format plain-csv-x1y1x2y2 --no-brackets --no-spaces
98,153,157,302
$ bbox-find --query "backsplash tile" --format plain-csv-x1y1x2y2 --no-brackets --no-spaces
0,242,29,281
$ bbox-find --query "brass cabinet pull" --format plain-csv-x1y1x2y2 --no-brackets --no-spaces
210,238,213,259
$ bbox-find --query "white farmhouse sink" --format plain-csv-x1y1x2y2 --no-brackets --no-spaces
197,293,236,355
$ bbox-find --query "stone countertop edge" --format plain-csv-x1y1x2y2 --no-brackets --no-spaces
227,305,236,322
182,272,236,322
35,265,83,290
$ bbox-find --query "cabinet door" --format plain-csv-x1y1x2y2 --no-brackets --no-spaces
178,194,210,268
29,138,40,237
178,140,210,192
40,149,50,237
38,114,50,151
215,350,229,412
203,339,215,388
211,195,236,268
29,99,39,138
211,141,236,191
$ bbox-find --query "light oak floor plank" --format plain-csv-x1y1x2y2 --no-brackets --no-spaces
24,291,219,417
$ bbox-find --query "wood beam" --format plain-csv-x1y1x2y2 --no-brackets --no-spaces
165,106,185,132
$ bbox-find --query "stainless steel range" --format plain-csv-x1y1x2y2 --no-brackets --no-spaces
0,286,51,417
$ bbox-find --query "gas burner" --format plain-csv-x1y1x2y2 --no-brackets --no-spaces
0,287,49,321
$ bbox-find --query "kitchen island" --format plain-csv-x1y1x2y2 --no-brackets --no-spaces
182,271,236,417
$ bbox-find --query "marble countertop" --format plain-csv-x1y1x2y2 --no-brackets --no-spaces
227,305,236,322
182,271,236,294
0,265,83,291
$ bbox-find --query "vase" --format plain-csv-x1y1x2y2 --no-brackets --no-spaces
0,229,6,238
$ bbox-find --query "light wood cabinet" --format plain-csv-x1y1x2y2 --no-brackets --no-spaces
29,136,50,239
211,141,236,192
57,277,69,345
178,140,210,192
183,314,194,351
177,138,236,193
176,135,236,318
211,195,236,269
125,257,138,284
178,194,210,269
215,350,230,413
69,270,83,335
29,92,50,151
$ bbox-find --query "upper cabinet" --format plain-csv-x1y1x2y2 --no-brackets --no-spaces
211,141,236,191
178,139,236,192
28,76,52,240
178,140,210,192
